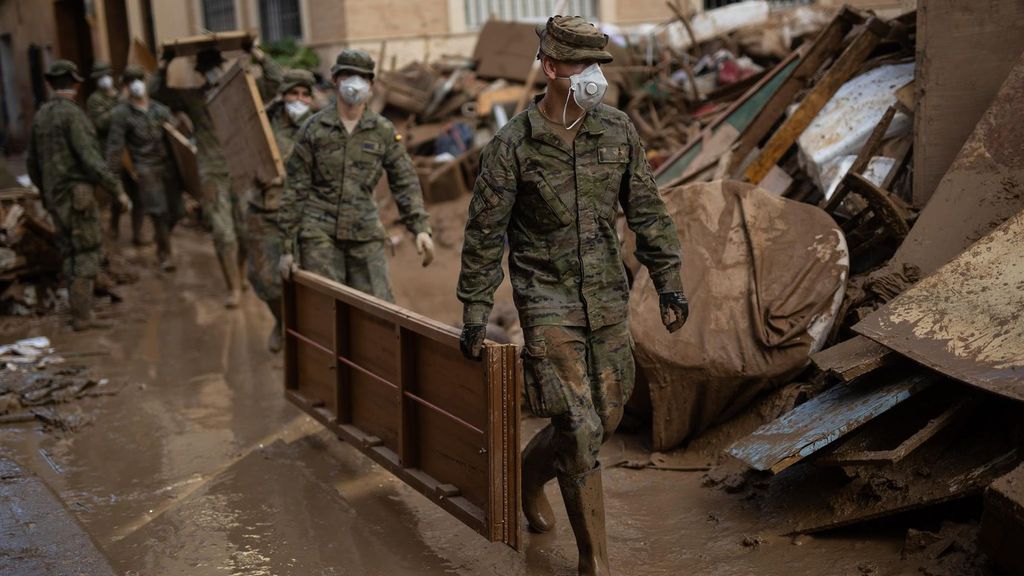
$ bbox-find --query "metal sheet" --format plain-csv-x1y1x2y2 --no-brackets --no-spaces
283,271,521,549
855,210,1024,402
727,371,935,473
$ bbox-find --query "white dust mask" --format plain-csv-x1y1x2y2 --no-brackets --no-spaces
557,64,608,129
286,100,310,121
128,79,146,98
97,75,114,91
338,76,371,105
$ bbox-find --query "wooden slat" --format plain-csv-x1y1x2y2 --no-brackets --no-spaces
283,271,520,549
822,105,898,213
811,335,896,382
744,18,888,185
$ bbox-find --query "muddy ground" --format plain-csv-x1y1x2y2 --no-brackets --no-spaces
0,199,962,575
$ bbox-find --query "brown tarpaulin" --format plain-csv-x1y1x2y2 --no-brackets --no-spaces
629,181,848,450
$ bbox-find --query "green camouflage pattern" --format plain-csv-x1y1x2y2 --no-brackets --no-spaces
246,209,284,302
148,70,229,182
245,98,309,302
298,228,394,302
457,100,683,330
280,106,430,248
27,97,123,214
202,177,247,254
87,89,119,145
106,100,179,216
522,321,633,475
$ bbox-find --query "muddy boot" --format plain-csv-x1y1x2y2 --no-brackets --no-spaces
217,242,242,309
558,466,610,576
266,297,283,353
69,278,112,331
153,218,176,272
522,425,558,533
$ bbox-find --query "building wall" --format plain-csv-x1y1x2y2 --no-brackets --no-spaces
0,0,58,149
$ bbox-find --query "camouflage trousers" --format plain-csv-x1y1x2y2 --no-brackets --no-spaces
298,228,394,302
246,207,284,303
50,184,103,280
201,175,247,254
521,321,634,476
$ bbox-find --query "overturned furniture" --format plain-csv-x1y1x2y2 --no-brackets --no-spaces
283,270,521,548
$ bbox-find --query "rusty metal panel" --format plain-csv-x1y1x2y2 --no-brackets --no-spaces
855,210,1024,402
283,271,521,549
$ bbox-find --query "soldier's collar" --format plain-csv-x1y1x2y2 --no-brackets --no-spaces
527,96,607,149
319,105,377,131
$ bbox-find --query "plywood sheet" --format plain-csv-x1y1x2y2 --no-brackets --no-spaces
913,0,1024,207
283,271,521,549
856,210,1024,402
206,62,283,193
472,20,540,84
162,122,201,198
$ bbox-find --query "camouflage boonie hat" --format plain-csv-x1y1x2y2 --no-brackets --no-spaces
280,68,316,94
122,65,146,82
331,49,375,80
45,59,84,82
90,60,112,79
536,15,613,64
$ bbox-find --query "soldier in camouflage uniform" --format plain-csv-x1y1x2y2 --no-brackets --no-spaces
87,60,145,244
249,68,315,352
279,49,434,302
27,60,131,331
151,42,282,307
457,17,689,575
106,65,181,271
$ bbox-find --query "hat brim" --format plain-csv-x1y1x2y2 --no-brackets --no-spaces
46,70,84,82
330,65,375,80
280,80,315,94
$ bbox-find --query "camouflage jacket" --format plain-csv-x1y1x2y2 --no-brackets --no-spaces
253,100,309,212
149,57,284,182
26,96,122,212
106,99,174,175
280,105,431,243
86,89,119,145
457,101,683,329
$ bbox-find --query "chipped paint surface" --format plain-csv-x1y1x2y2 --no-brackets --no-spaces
856,210,1024,401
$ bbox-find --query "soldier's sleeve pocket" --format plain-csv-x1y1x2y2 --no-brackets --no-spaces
598,144,629,164
72,185,97,211
469,180,501,219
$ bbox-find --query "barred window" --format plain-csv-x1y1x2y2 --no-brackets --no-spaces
202,0,237,32
464,0,599,30
260,0,303,42
704,0,811,9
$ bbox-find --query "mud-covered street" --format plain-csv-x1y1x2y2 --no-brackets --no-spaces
0,225,937,576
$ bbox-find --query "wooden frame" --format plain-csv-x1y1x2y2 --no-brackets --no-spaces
163,122,202,199
283,270,521,549
206,61,283,191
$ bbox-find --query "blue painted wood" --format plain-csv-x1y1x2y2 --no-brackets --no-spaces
727,373,935,473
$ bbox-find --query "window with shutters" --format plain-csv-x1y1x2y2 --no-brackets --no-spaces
260,0,303,42
202,0,238,32
464,0,599,30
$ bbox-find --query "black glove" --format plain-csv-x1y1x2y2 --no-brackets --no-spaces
659,292,689,333
459,323,487,361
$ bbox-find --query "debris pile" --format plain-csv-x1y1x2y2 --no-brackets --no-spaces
0,336,119,431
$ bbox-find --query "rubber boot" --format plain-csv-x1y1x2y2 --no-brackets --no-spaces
153,217,176,272
522,425,558,533
69,278,112,331
266,297,284,353
557,466,611,576
217,242,242,309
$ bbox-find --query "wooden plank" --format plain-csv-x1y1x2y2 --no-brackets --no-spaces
160,31,254,58
843,173,910,238
744,18,888,185
206,62,283,193
913,0,1024,208
811,335,896,382
727,370,936,473
822,105,897,213
162,122,201,198
283,270,520,549
855,211,1024,403
727,8,860,178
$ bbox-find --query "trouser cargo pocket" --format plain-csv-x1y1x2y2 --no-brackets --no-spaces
522,339,569,419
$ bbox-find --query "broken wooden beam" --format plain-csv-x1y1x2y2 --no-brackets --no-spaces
811,335,897,382
743,18,889,185
822,105,898,213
